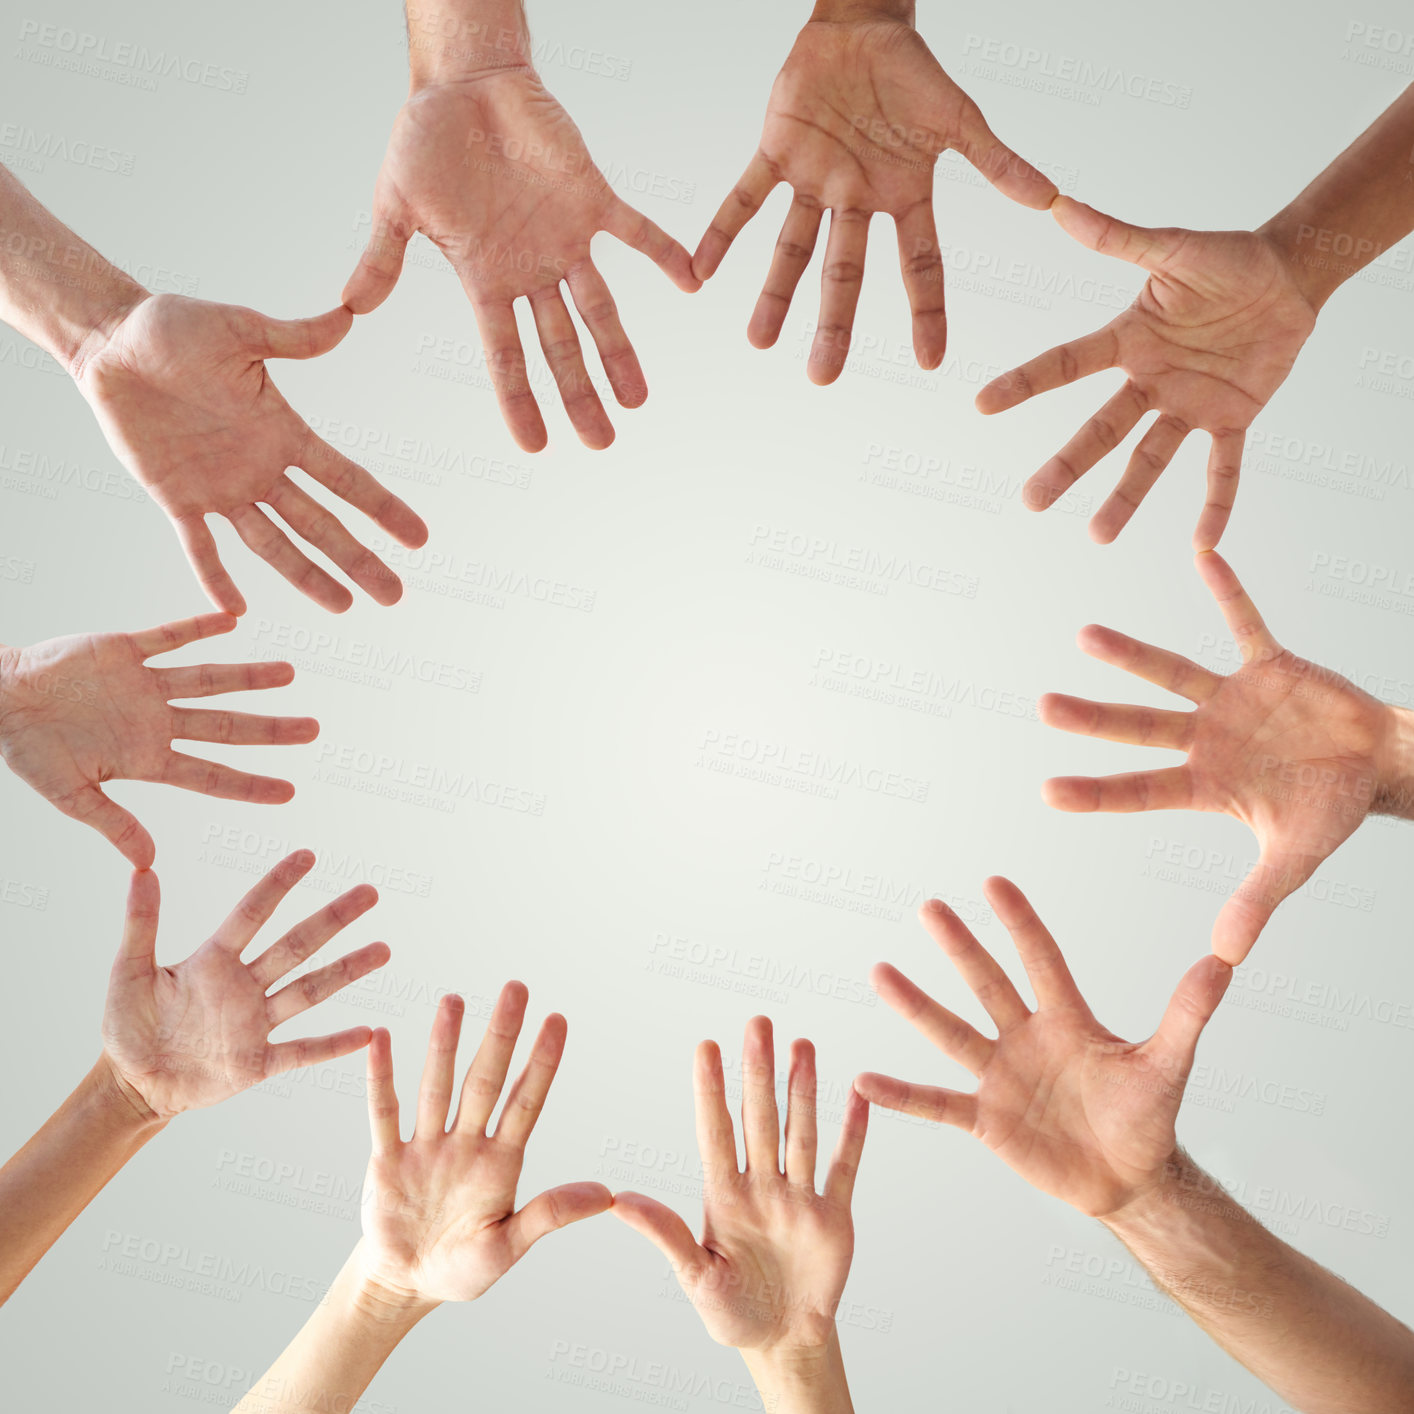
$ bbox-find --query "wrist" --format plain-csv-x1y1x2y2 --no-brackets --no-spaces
1372,703,1414,820
346,1241,442,1325
87,1054,168,1136
1099,1149,1210,1238
809,0,914,21
1256,208,1348,314
406,1,533,88
742,1328,850,1402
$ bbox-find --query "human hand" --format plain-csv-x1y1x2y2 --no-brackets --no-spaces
977,199,1318,547
857,878,1230,1218
0,613,315,867
696,6,1055,382
1041,551,1408,963
353,987,611,1308
100,852,388,1120
613,1016,868,1358
345,69,698,452
73,293,428,614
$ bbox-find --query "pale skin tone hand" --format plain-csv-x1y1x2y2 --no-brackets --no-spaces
1041,551,1403,964
978,199,1319,548
613,1017,868,1354
857,878,1231,1218
101,851,390,1120
0,613,315,866
697,9,1056,383
355,986,611,1305
75,294,429,614
345,70,699,452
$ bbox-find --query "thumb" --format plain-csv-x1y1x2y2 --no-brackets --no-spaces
113,868,161,980
343,201,414,314
58,783,155,868
502,1181,613,1265
1211,847,1318,965
1052,195,1185,272
250,306,353,361
609,1191,703,1273
1148,955,1233,1078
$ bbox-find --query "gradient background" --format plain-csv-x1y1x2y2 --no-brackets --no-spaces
2,2,1412,1410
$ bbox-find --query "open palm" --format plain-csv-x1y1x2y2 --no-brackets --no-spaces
345,70,697,452
698,16,1055,381
76,294,428,614
979,200,1317,547
1042,552,1394,962
357,987,610,1306
0,613,314,866
858,878,1230,1218
614,1018,868,1353
101,852,388,1119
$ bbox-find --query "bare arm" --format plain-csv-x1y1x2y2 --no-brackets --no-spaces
1104,1152,1414,1414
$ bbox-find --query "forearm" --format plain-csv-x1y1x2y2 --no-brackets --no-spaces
1103,1152,1414,1413
0,166,146,374
809,1,914,23
405,0,532,87
1373,704,1414,821
1260,84,1414,309
233,1244,437,1414
741,1333,854,1414
0,1056,165,1303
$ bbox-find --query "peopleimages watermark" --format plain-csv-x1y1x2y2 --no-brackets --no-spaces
14,20,251,94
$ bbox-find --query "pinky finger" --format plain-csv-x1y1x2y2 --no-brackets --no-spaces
266,1025,375,1078
854,1072,977,1129
173,516,246,617
1193,431,1244,552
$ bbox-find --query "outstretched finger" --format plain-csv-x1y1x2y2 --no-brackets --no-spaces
132,613,237,658
113,867,162,977
170,707,318,748
266,1025,374,1078
210,849,316,952
467,298,546,453
227,504,353,614
172,515,246,617
693,1039,739,1179
748,196,824,350
1147,955,1233,1073
868,963,992,1075
528,285,614,450
1195,551,1279,663
1038,693,1194,751
265,479,404,606
1075,624,1220,704
1042,766,1194,814
366,1027,401,1153
246,883,380,989
783,1038,818,1188
740,1015,781,1175
1051,196,1189,273
417,993,466,1137
250,307,353,361
1090,413,1191,544
917,898,1029,1030
1025,381,1148,511
343,200,414,314
808,207,871,385
822,1084,869,1206
893,198,946,369
610,1192,704,1273
854,1072,977,1129
494,1012,568,1149
266,940,391,1027
1194,431,1245,552
983,876,1088,1013
157,751,295,805
602,199,699,292
154,660,295,700
57,784,155,868
953,107,1057,210
453,981,529,1134
694,152,780,281
297,433,428,549
565,260,647,409
1211,847,1321,965
976,326,1118,415
503,1182,614,1265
